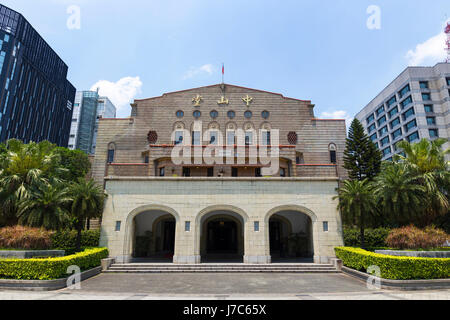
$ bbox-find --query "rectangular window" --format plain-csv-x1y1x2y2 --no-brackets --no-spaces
174,131,184,145
403,108,415,120
407,132,420,143
388,106,398,118
400,96,413,109
115,221,121,232
446,78,450,86
107,150,115,163
390,118,400,129
429,129,439,138
209,131,218,145
182,167,191,177
232,167,238,177
420,81,429,89
399,84,410,98
392,128,402,140
323,222,329,232
379,126,388,137
370,133,377,142
207,167,214,177
254,221,260,232
159,167,165,177
368,123,376,133
366,114,375,124
422,93,431,101
387,96,397,107
185,221,191,232
261,131,271,146
405,119,417,132
382,147,391,157
376,106,385,116
377,116,386,126
424,105,434,113
426,117,436,125
330,150,337,164
255,168,262,177
227,131,235,145
380,136,390,147
245,132,253,145
192,131,201,145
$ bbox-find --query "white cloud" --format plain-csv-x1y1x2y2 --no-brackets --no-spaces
320,110,353,130
405,21,449,66
90,76,142,117
182,64,215,80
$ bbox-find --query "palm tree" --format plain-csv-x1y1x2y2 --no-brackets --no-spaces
395,138,450,226
373,162,427,226
68,178,105,252
334,179,376,248
17,182,71,230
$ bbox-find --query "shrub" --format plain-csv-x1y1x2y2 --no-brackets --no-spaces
50,229,100,253
0,226,54,250
343,227,390,248
335,247,450,280
386,226,449,250
0,248,108,280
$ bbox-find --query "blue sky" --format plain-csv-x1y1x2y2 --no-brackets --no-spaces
3,0,450,120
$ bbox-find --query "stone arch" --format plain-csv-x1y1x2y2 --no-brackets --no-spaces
173,121,186,131
264,205,318,224
122,204,181,262
194,205,249,256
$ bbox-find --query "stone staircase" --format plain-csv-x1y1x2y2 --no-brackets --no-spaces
104,263,340,274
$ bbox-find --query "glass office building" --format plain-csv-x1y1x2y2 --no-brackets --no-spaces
0,4,75,146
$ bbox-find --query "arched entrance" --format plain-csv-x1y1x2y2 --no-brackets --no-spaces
197,208,247,263
265,206,316,263
126,207,178,263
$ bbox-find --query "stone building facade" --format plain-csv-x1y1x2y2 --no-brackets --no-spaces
93,84,347,264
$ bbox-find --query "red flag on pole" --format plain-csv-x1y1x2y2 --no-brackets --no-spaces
222,64,224,75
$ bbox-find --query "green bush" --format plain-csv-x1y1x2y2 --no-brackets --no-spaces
343,227,390,248
335,247,450,280
50,230,100,253
0,248,108,280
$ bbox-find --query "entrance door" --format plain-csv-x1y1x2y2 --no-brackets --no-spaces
269,220,282,254
163,220,175,252
207,220,237,253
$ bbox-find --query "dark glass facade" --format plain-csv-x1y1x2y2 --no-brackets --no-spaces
0,4,75,146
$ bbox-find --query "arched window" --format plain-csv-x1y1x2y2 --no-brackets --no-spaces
107,143,116,163
329,144,337,164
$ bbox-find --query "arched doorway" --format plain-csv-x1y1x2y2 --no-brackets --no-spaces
199,211,245,263
132,210,177,262
267,208,315,263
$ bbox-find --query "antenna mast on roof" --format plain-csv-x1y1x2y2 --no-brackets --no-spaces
445,22,450,63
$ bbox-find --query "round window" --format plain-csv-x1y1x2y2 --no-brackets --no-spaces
210,110,219,119
193,110,201,118
176,110,184,118
227,110,236,119
244,111,253,119
262,111,270,119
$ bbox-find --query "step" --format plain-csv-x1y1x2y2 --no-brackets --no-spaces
104,269,339,274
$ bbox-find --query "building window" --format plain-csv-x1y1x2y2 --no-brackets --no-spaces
227,131,235,145
115,221,121,232
182,167,191,177
176,110,184,118
368,123,376,133
244,111,252,119
323,222,329,232
379,126,388,137
390,118,400,129
192,131,201,145
426,117,436,125
382,146,391,157
262,131,271,145
210,110,219,119
424,105,434,113
174,131,184,145
429,129,439,138
387,96,397,107
369,133,377,142
422,93,431,101
193,110,201,119
399,84,410,98
388,107,398,118
403,108,415,120
207,167,214,177
376,106,385,117
392,128,402,140
377,115,386,126
279,167,286,177
380,136,390,147
255,168,262,177
405,119,417,132
227,110,235,119
407,131,419,143
209,131,218,145
420,81,429,89
107,149,115,163
366,114,375,124
446,78,450,86
232,167,238,177
185,221,191,232
254,221,260,232
261,111,270,119
400,96,413,109
330,150,337,164
245,131,253,145
159,167,165,177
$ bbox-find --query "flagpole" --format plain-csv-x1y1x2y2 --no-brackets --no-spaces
222,63,224,84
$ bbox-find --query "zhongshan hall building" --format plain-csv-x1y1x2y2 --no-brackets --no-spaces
92,84,347,264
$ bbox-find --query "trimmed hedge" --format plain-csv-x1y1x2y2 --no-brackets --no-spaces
335,247,450,280
50,230,100,254
0,248,108,280
343,227,390,248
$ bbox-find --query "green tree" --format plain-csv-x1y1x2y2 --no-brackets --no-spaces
17,182,71,230
334,179,376,248
344,119,382,181
373,162,427,226
395,138,450,226
68,178,105,252
54,147,91,181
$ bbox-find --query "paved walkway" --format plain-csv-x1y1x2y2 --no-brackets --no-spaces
0,273,449,300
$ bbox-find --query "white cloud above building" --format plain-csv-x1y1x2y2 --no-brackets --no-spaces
182,64,215,80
